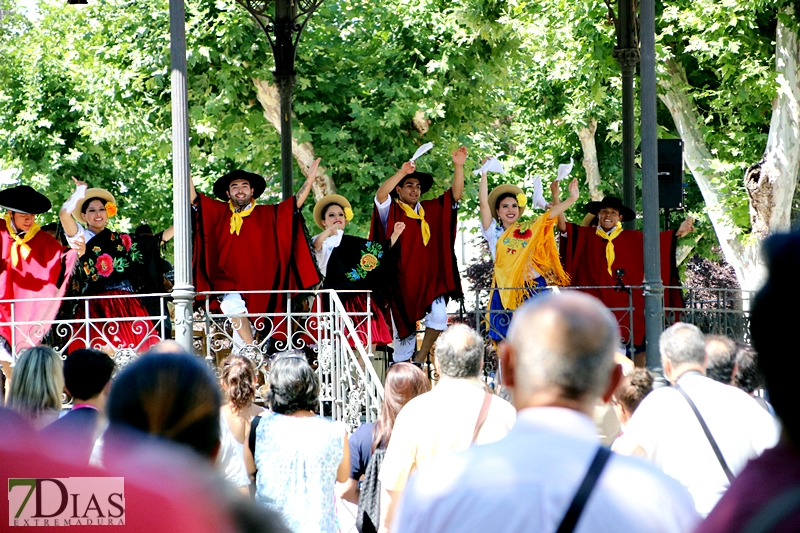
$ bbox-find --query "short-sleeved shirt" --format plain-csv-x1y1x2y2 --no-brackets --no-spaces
349,422,376,480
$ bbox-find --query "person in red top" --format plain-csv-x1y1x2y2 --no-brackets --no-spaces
0,185,76,399
555,184,693,363
191,162,321,349
369,147,466,363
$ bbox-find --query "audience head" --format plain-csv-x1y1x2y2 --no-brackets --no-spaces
613,368,654,425
220,354,258,412
659,322,706,383
704,335,737,384
267,352,319,415
106,352,221,459
751,231,800,443
733,342,763,394
434,324,484,379
373,362,430,451
8,346,64,428
63,348,115,402
501,292,620,411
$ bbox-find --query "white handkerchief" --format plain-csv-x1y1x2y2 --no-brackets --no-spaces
0,168,19,186
556,157,574,182
472,157,506,176
532,176,547,209
410,142,434,162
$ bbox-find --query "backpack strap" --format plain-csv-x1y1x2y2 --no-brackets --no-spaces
471,391,493,445
674,383,735,483
555,447,612,533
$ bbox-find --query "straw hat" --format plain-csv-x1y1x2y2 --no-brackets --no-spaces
313,194,353,230
73,188,116,221
487,184,526,217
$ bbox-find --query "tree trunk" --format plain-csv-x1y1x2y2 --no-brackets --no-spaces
577,118,604,201
252,78,335,201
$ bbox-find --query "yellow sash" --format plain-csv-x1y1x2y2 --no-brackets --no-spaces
492,213,569,310
595,222,623,276
229,199,255,235
396,200,430,246
3,213,41,268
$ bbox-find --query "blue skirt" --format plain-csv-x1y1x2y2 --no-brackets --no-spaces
487,276,546,340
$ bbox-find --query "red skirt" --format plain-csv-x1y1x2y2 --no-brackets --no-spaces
308,293,392,348
68,290,162,354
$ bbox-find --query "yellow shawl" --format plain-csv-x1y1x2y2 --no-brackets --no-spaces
229,199,256,235
491,212,569,310
3,213,41,268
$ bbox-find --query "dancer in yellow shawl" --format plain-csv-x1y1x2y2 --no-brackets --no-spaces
479,167,579,340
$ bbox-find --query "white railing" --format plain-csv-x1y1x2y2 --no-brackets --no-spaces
0,289,384,430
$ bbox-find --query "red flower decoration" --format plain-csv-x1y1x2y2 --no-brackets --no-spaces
121,234,132,251
96,253,114,277
513,228,532,240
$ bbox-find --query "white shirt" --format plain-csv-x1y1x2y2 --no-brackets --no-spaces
393,407,699,533
65,224,98,250
378,377,516,493
311,229,343,277
621,373,780,516
216,415,250,488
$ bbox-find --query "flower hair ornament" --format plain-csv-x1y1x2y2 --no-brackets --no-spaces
516,193,527,208
105,202,118,217
344,207,354,221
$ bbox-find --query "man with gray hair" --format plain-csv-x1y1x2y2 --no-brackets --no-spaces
618,322,779,517
392,293,699,533
378,323,516,532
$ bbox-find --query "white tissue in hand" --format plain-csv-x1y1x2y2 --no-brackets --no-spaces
473,157,506,176
556,157,574,182
410,142,434,162
532,176,548,209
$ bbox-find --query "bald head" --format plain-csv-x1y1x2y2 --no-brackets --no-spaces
505,292,619,405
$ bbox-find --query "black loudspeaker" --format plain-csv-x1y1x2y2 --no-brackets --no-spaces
658,139,684,209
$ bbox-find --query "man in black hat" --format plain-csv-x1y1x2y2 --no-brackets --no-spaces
0,185,77,398
369,147,467,364
555,188,693,362
190,163,321,348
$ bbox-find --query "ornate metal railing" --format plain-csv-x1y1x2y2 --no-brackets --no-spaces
0,289,383,431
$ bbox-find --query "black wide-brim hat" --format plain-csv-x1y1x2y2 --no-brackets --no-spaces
584,196,636,222
393,171,434,197
0,185,52,215
213,170,267,201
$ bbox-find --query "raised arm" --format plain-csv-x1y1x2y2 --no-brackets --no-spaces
550,180,568,232
59,176,85,238
389,222,406,247
189,176,198,204
675,216,695,238
161,226,175,243
313,227,337,251
547,178,580,220
451,146,467,201
479,165,493,232
296,157,321,209
376,161,416,204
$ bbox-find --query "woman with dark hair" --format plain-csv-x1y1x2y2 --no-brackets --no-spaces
479,166,579,340
245,353,349,533
7,346,64,430
311,194,404,347
59,177,174,353
217,354,264,493
340,362,429,533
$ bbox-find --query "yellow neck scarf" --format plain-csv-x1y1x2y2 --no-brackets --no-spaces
396,200,430,246
3,213,41,268
596,222,624,276
492,214,569,310
229,200,255,235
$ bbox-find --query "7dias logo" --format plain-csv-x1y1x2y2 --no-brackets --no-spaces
8,478,125,527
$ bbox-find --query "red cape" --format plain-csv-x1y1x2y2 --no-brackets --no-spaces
192,193,320,314
0,220,76,352
369,189,462,338
561,223,683,346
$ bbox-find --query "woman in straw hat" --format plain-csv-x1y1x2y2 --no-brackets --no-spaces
58,177,174,354
311,194,405,347
479,165,580,340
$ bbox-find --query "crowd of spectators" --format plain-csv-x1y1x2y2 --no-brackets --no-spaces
2,229,799,533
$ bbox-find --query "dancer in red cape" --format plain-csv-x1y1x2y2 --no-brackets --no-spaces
1,185,77,398
555,183,694,361
369,147,466,363
191,161,321,350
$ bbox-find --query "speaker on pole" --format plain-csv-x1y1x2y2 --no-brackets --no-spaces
658,139,684,209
